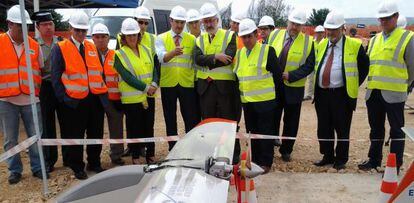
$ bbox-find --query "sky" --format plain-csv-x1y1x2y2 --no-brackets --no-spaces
219,0,413,18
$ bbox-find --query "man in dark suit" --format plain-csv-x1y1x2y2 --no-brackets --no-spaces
268,9,315,162
312,11,369,170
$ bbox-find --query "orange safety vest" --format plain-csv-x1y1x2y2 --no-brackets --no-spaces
237,36,244,49
58,39,107,99
0,33,41,97
102,50,120,101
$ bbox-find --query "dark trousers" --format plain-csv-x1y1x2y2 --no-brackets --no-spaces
315,87,353,164
243,100,277,167
367,90,405,167
40,81,65,168
60,94,104,172
161,85,200,150
275,92,302,155
124,98,155,158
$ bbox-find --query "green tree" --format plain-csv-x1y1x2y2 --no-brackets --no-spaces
51,10,69,31
307,8,330,26
251,0,291,27
0,10,7,32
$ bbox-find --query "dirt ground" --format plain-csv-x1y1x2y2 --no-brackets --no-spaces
0,91,413,203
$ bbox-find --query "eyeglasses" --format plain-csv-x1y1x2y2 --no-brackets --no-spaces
241,34,254,39
138,21,149,25
173,20,186,25
74,28,87,33
203,18,217,24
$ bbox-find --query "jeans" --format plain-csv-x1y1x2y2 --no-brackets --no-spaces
0,101,42,175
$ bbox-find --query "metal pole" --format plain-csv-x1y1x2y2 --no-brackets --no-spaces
18,0,49,196
34,0,40,38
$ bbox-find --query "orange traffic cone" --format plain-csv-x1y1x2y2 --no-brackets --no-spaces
379,153,399,203
240,178,257,203
388,161,414,203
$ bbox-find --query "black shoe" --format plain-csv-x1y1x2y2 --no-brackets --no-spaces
281,154,291,162
32,171,50,179
74,171,88,180
8,173,22,185
46,165,55,173
87,165,106,173
146,156,155,164
274,139,281,147
111,159,125,166
333,163,346,170
313,158,334,167
358,160,380,171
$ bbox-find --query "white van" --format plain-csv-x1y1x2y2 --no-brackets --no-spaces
88,0,219,49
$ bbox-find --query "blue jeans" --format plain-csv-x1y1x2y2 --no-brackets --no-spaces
0,101,43,175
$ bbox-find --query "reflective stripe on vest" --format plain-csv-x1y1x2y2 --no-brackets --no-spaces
196,29,236,80
367,29,413,92
235,43,275,103
116,45,154,104
0,34,42,97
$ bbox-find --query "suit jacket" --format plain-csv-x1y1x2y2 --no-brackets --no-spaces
313,36,370,110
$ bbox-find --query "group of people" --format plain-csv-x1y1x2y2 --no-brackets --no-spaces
1,0,413,185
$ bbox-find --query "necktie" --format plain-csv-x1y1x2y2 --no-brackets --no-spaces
322,43,335,88
174,35,181,47
79,43,85,61
279,37,293,72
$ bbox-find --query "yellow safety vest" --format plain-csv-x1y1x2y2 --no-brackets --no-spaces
117,32,156,54
116,44,154,104
234,43,275,103
268,29,313,87
367,28,413,92
159,31,196,88
196,29,236,81
315,37,361,99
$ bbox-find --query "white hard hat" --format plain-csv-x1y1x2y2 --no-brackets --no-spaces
187,9,201,22
288,8,307,25
200,3,218,19
377,0,399,18
324,11,345,29
231,13,244,23
7,5,32,24
397,15,407,28
69,11,89,30
121,18,140,35
238,18,257,36
314,25,325,32
92,23,109,35
170,6,187,21
135,6,151,20
258,16,275,27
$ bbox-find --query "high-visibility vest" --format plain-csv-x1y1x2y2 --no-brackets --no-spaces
102,50,120,101
234,43,275,103
117,32,155,54
367,28,413,92
0,34,41,97
236,36,244,49
315,37,361,99
58,39,108,99
116,44,153,104
159,31,196,88
268,29,313,87
196,29,236,81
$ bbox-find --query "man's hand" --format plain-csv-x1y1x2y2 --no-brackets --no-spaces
214,53,233,64
171,46,184,56
147,86,157,96
282,72,289,81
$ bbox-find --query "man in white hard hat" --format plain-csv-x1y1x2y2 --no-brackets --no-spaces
187,9,202,38
359,0,414,174
51,11,108,180
304,25,326,101
0,5,47,185
31,11,66,173
230,13,245,49
156,6,200,150
258,15,276,44
313,11,369,170
267,8,315,162
233,18,282,173
195,3,240,162
91,23,125,166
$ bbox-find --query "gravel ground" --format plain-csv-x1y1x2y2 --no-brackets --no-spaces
0,91,413,203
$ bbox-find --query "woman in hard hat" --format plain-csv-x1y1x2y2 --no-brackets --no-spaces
113,18,159,164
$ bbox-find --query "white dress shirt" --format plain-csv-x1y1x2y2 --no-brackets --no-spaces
318,36,344,88
155,30,183,64
71,36,84,51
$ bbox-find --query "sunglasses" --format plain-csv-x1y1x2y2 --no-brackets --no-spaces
138,21,149,25
241,34,254,39
74,28,87,33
